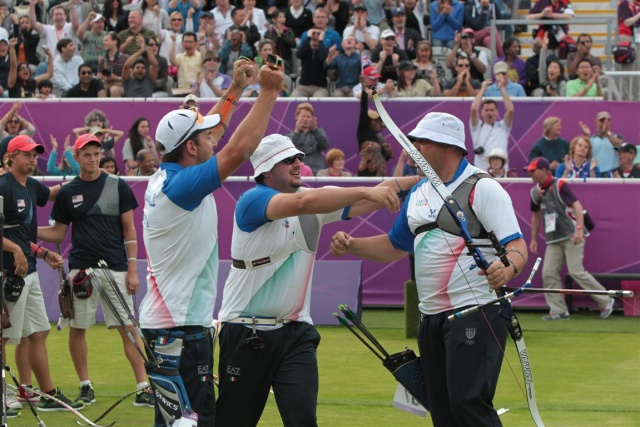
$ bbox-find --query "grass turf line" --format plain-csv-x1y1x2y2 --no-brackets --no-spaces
3,309,639,426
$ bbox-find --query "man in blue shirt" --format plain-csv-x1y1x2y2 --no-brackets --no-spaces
298,7,342,50
484,61,526,97
325,35,361,96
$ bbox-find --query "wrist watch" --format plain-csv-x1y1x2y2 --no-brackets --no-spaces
470,54,476,60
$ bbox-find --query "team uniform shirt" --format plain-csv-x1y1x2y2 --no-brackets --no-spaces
388,160,522,315
0,174,50,275
139,155,222,329
218,185,350,329
470,119,511,171
50,172,138,271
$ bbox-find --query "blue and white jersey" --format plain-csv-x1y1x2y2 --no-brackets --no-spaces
388,160,523,315
218,185,349,328
139,156,222,329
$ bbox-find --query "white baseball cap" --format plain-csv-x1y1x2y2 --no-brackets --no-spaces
155,109,221,154
251,134,304,178
91,13,105,23
407,112,467,154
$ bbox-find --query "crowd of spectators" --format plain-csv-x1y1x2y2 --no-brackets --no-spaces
0,0,632,99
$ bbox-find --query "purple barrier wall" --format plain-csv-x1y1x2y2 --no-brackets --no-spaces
36,178,640,307
4,98,639,176
38,260,363,325
13,98,639,306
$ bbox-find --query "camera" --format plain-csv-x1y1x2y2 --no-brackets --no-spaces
473,146,485,155
102,68,112,77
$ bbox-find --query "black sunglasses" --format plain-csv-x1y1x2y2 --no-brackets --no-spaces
281,153,304,165
80,70,93,75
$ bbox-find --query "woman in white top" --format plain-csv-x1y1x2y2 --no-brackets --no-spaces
243,0,268,37
141,0,170,37
160,11,187,59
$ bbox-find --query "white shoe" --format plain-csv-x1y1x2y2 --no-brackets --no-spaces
6,391,23,410
600,298,615,319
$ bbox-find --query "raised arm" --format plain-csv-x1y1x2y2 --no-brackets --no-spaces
501,80,515,128
470,79,490,127
29,0,44,34
215,62,284,181
7,37,17,89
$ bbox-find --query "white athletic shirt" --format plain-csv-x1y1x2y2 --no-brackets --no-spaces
218,185,349,329
470,119,511,172
139,156,222,329
388,160,523,315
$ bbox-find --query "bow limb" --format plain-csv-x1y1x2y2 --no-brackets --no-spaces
372,92,545,426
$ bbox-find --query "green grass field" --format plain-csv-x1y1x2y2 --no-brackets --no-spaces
4,309,640,427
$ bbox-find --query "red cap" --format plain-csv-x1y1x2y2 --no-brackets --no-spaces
526,157,550,171
74,134,102,152
461,28,475,35
362,66,381,79
7,135,44,154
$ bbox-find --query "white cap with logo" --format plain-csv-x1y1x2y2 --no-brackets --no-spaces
407,112,467,154
251,134,304,178
155,109,221,154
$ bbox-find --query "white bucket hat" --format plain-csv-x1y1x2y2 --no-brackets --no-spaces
407,112,467,154
251,134,304,178
155,109,221,154
487,147,508,161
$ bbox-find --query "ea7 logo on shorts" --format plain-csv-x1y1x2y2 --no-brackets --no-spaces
465,328,476,345
226,366,240,376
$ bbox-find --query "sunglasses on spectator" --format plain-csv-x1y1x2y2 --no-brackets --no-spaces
281,153,305,165
172,18,183,21
457,63,470,67
18,65,29,70
81,70,93,75
384,37,395,41
461,34,471,39
8,119,20,124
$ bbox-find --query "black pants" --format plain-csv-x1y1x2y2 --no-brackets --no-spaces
143,327,216,427
418,305,507,427
215,322,321,427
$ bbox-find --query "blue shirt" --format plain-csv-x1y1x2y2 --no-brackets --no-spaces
484,80,526,97
327,51,361,88
430,0,464,43
299,29,342,51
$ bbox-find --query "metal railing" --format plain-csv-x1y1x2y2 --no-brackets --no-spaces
602,71,640,101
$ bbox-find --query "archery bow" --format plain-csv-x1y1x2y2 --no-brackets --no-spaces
372,91,545,427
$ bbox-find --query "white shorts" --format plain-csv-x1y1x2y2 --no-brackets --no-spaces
69,269,134,329
4,272,51,345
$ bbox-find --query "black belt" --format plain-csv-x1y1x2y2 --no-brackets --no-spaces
232,256,273,269
154,327,210,342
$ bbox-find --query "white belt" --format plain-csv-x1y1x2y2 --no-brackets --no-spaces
225,316,292,326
